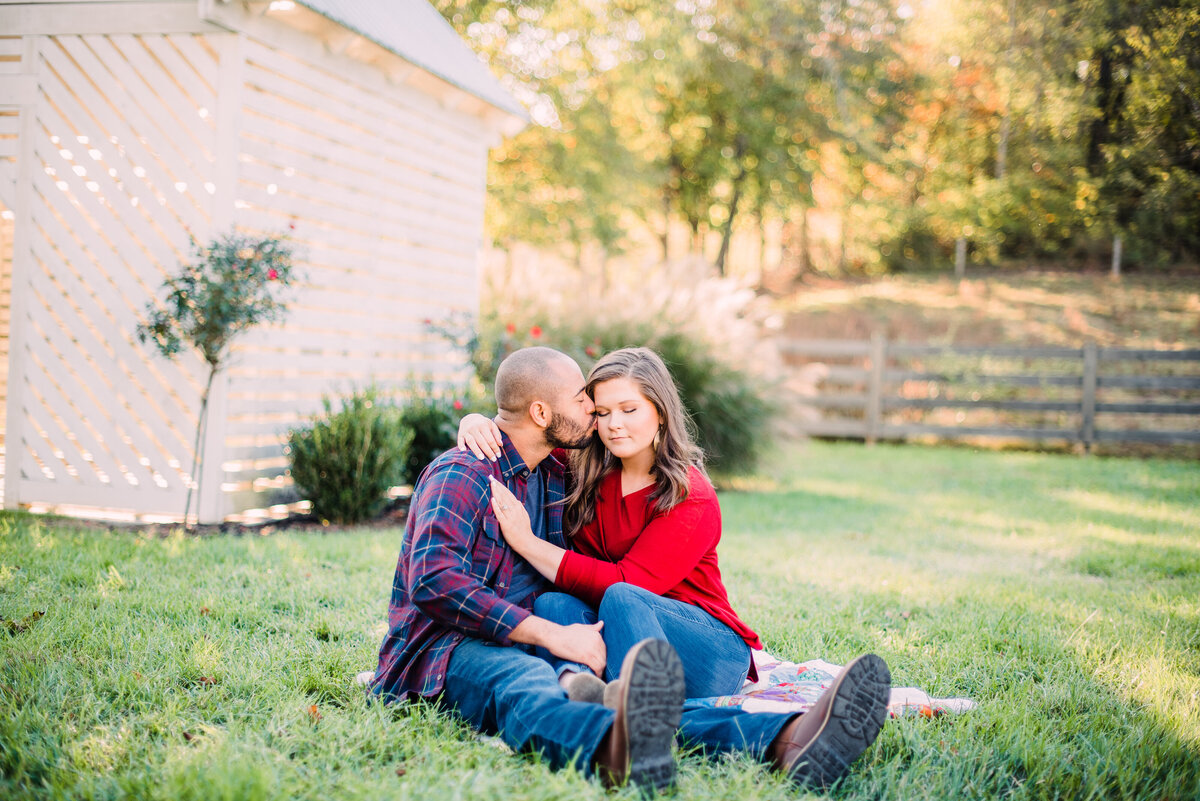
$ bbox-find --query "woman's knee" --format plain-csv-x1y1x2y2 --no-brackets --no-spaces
533,591,576,619
598,582,653,617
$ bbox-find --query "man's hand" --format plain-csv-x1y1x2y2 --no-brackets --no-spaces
510,617,606,677
548,621,607,677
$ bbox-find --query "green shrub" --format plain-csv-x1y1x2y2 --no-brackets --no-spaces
431,313,776,476
397,385,495,485
287,389,412,524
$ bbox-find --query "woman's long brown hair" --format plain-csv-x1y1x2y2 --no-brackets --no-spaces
565,347,706,536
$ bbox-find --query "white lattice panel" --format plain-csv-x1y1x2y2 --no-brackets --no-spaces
3,22,497,521
6,33,219,516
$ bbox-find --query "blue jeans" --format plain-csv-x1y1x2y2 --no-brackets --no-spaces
440,637,615,774
534,583,752,699
441,635,794,773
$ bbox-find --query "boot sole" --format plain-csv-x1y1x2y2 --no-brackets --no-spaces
785,653,891,789
618,639,685,791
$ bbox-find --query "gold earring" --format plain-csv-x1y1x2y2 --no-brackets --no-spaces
652,427,662,452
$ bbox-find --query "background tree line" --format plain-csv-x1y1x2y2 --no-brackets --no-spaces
435,0,1200,275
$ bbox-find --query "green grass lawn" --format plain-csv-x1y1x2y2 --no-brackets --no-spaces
2,441,1198,800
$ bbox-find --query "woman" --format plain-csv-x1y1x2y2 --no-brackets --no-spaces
460,347,761,702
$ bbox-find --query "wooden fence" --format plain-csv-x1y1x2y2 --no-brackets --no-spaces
782,335,1200,449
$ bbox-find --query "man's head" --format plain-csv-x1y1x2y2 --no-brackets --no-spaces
495,347,595,449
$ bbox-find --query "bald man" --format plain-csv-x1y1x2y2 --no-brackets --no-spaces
371,347,686,790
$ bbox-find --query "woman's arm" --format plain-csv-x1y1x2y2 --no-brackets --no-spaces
489,476,567,581
556,482,720,607
458,413,503,461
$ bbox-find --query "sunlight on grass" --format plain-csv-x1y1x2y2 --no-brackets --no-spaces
1050,486,1200,530
2,441,1198,800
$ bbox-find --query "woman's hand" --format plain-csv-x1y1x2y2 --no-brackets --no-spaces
488,476,568,582
489,476,535,549
458,414,503,461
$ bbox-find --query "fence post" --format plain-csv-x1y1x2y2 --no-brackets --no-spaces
3,56,38,510
1081,340,1098,453
954,237,966,278
1111,236,1122,278
866,331,886,445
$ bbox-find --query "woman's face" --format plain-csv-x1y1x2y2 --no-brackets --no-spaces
592,377,662,464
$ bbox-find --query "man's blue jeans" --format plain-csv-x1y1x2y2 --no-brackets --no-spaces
534,583,752,698
441,637,615,774
440,634,794,773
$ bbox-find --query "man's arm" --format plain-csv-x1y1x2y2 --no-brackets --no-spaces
509,617,606,677
406,459,606,674
406,460,529,643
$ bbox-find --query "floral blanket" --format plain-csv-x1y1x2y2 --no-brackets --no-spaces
690,652,976,719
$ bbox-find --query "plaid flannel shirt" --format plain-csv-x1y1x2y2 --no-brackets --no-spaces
371,434,566,702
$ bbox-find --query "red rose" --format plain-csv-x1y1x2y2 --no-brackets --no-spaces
505,323,517,334
530,325,542,338
453,400,464,410
267,268,278,280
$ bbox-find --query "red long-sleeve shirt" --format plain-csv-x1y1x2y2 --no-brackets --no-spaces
555,466,763,652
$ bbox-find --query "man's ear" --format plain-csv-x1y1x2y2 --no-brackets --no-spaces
529,400,551,429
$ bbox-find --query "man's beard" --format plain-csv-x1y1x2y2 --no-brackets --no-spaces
545,411,594,450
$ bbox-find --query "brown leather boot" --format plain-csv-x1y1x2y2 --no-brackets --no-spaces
594,639,685,790
769,653,891,789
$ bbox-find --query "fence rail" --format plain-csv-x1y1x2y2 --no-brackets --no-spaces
782,336,1200,448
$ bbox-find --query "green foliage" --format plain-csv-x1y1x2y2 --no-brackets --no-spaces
138,231,297,367
287,389,412,524
396,386,492,486
437,1,1199,273
435,311,775,475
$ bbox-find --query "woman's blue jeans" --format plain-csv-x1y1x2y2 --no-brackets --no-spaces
534,583,752,699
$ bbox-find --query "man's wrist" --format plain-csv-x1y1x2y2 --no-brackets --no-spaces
509,615,558,649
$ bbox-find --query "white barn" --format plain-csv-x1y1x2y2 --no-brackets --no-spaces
0,0,525,522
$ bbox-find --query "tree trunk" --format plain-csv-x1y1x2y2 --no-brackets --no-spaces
660,192,671,263
838,203,849,274
798,204,810,274
183,363,218,528
995,0,1017,179
756,210,767,287
689,217,702,255
714,180,744,276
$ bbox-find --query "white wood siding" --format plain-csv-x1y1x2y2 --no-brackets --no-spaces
219,32,488,514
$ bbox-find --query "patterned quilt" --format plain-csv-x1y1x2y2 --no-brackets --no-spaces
690,652,977,719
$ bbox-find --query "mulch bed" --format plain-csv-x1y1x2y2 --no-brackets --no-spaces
18,498,410,537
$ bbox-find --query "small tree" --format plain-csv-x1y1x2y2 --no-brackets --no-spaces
138,231,297,526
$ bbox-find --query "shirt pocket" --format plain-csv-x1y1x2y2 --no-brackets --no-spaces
468,517,504,584
481,514,504,544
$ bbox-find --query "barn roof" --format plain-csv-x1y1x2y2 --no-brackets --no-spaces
298,0,527,120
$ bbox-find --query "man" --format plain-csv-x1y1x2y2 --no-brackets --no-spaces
374,346,891,790
372,346,685,789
